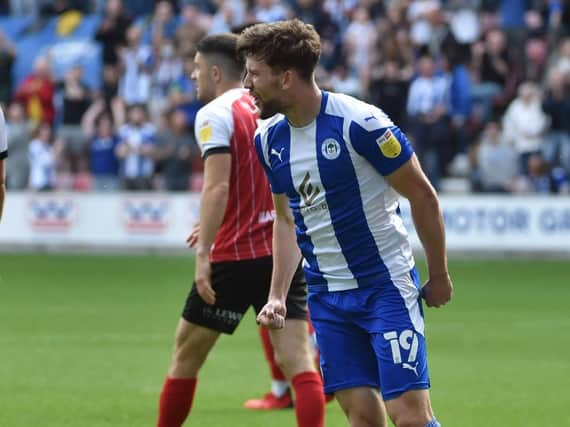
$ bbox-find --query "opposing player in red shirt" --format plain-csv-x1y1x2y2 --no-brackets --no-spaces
156,33,325,427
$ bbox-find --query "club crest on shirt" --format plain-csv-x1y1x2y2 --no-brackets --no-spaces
376,129,401,159
321,138,341,160
198,121,212,143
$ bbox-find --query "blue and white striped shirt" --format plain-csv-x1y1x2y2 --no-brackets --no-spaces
255,91,416,293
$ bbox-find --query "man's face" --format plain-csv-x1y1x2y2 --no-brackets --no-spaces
243,56,285,119
191,52,215,103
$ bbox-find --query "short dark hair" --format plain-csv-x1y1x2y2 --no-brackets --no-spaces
237,19,321,81
196,33,244,81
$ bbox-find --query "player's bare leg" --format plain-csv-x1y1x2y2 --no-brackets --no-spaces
168,318,220,377
335,387,387,427
244,326,293,410
385,389,437,427
157,318,220,427
269,319,326,427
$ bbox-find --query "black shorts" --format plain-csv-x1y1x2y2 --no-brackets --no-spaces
182,256,307,334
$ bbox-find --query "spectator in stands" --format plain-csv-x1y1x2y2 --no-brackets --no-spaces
116,104,156,190
28,122,62,191
369,19,414,125
167,55,203,132
4,102,31,190
148,37,183,122
0,30,16,106
542,68,570,166
326,59,362,98
406,54,450,190
513,153,552,193
208,0,247,34
154,108,197,191
95,0,132,68
252,0,290,23
502,82,550,173
473,121,518,193
407,0,443,53
81,99,120,191
443,36,473,174
118,25,152,106
546,36,570,78
14,55,55,125
369,60,410,128
139,0,180,44
499,0,529,78
471,29,515,122
175,6,207,58
56,64,92,174
343,6,375,86
293,0,340,73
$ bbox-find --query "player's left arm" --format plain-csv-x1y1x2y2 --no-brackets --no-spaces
386,155,453,308
349,113,452,307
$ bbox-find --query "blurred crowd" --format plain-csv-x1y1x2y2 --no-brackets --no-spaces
1,0,570,194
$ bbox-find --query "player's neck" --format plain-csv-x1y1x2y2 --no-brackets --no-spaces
285,83,322,128
216,80,242,97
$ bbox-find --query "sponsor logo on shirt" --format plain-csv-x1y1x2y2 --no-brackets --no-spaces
299,172,320,207
258,210,275,224
122,198,169,233
376,129,401,159
28,197,76,231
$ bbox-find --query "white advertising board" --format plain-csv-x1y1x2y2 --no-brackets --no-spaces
0,193,569,253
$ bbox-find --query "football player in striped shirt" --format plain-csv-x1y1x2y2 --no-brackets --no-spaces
238,19,453,427
156,33,325,427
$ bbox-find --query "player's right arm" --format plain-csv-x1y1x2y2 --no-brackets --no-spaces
193,105,233,305
195,152,231,304
257,193,301,329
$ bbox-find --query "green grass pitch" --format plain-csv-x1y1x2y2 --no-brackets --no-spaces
0,253,569,426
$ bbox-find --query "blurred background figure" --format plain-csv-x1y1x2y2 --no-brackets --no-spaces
94,0,132,71
502,82,549,174
472,120,518,193
56,64,93,176
115,104,155,191
14,56,55,126
118,25,152,106
81,100,120,192
406,54,450,190
154,108,197,192
4,102,31,190
28,122,62,191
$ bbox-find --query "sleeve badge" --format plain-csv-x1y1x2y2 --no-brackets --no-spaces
198,121,212,143
376,129,401,158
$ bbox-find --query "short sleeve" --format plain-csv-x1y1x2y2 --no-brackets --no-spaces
349,123,414,176
254,132,284,194
0,107,7,159
194,105,233,158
